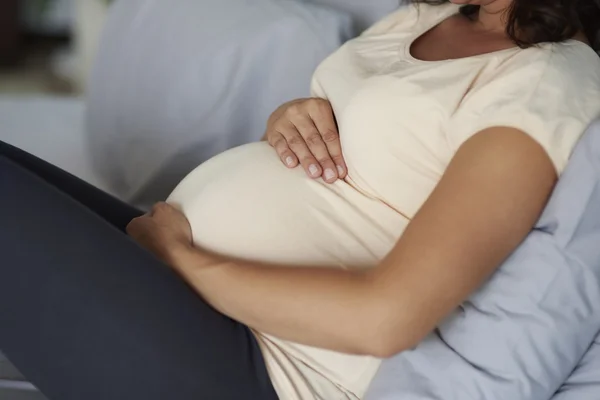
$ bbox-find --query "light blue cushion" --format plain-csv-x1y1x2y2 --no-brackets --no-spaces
366,119,600,400
552,332,600,399
299,0,401,32
88,0,355,207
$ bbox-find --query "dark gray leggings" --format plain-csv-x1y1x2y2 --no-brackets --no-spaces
0,141,279,400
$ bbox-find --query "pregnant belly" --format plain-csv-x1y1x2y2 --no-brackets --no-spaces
168,142,403,399
167,142,406,268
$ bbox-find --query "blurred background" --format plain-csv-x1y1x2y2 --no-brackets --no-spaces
0,0,112,198
0,0,109,94
1,2,109,399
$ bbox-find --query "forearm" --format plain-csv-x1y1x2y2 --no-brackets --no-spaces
171,247,386,355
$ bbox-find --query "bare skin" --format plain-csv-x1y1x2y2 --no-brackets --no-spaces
128,0,587,357
411,2,515,61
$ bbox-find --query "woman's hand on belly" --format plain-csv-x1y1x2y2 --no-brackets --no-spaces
264,98,347,183
126,202,193,266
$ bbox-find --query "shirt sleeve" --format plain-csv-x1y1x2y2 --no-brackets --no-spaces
446,43,600,175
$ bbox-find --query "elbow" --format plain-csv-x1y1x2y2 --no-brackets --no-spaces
366,327,415,359
355,271,431,358
361,301,427,358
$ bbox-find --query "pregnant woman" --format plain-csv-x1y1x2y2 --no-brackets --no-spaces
2,0,600,399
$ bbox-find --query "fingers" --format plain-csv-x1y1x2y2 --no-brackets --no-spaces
125,219,136,235
289,115,338,183
309,102,347,179
126,215,146,237
151,202,170,216
268,131,298,168
265,98,346,182
150,202,180,221
277,120,322,178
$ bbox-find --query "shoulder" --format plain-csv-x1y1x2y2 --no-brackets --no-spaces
539,42,600,90
451,42,600,174
466,43,600,115
360,2,458,37
494,42,600,96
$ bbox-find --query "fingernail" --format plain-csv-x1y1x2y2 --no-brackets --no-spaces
309,164,319,177
325,168,336,181
285,156,294,166
337,165,344,176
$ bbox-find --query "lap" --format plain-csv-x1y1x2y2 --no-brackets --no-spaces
0,158,278,400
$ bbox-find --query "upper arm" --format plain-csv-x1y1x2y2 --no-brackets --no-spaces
370,127,557,356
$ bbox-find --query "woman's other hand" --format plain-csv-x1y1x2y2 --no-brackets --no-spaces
264,98,347,183
126,202,193,265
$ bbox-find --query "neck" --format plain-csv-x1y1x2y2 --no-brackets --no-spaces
475,2,511,34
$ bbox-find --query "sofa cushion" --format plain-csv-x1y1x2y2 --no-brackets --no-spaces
300,0,402,32
87,0,354,207
552,331,600,399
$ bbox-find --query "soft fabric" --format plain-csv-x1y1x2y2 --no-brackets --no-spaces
552,331,600,399
0,96,110,192
0,143,278,400
166,4,600,400
86,0,354,208
301,0,402,33
365,119,600,400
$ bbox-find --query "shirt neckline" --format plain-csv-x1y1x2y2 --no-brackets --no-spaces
403,4,520,64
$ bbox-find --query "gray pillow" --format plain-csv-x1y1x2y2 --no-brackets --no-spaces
366,119,600,400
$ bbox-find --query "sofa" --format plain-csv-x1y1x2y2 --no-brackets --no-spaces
2,1,599,399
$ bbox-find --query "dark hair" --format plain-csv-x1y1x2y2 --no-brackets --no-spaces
410,0,600,52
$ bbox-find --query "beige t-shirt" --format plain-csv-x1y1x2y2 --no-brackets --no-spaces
168,3,600,399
